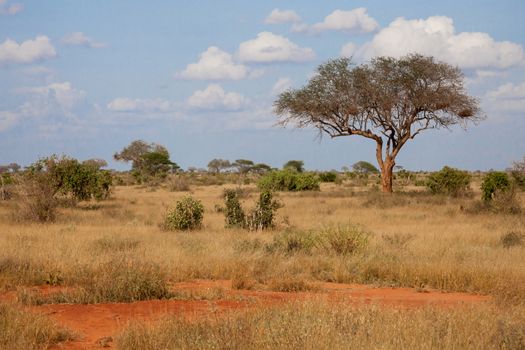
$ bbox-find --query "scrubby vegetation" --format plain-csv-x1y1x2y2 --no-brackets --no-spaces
258,170,320,192
426,166,471,196
163,196,204,231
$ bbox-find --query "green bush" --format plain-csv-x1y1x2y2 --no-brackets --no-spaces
246,191,281,231
27,155,112,202
318,171,337,183
163,196,204,231
426,166,471,196
481,171,511,202
258,170,320,192
223,189,245,228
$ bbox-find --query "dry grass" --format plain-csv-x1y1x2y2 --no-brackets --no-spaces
116,301,525,350
0,302,73,349
0,184,524,302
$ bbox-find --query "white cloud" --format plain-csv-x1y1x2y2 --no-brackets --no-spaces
265,9,301,24
1,81,86,131
61,32,107,49
310,8,379,33
485,81,525,114
107,97,174,113
356,16,525,69
178,46,249,80
0,0,23,15
0,111,18,131
0,36,56,65
340,42,357,57
187,84,247,111
237,32,315,63
272,77,292,95
15,82,86,122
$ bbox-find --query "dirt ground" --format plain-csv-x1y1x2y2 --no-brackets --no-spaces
8,280,490,350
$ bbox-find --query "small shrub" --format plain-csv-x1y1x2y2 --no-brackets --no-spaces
13,173,58,223
223,189,245,228
269,277,315,292
318,171,337,183
246,191,281,231
500,232,524,248
481,171,511,202
163,196,204,231
167,176,190,192
426,166,471,196
258,170,320,192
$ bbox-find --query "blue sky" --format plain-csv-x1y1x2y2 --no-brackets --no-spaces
1,0,524,171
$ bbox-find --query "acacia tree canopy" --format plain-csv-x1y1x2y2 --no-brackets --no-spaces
275,54,483,192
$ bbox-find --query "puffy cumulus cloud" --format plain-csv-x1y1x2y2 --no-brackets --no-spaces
272,77,292,95
0,111,18,131
17,81,86,116
187,84,247,111
61,32,107,49
340,42,357,57
485,82,525,114
1,81,86,132
357,16,525,69
0,36,56,65
107,97,174,113
178,46,249,80
0,0,23,15
237,32,315,63
310,8,379,33
264,8,301,24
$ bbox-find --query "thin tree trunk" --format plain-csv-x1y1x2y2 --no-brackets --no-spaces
381,159,395,193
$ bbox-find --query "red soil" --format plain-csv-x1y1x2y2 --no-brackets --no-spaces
6,280,489,350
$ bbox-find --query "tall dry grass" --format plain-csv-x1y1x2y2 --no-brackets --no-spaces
116,301,525,350
0,184,523,304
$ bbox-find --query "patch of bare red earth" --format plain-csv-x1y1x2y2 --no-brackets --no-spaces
15,280,489,350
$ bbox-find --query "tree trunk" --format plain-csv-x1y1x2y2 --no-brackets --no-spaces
381,159,395,193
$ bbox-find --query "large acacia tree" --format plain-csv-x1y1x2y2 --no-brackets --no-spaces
275,54,482,193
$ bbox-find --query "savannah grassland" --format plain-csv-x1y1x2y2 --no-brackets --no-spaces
1,175,525,349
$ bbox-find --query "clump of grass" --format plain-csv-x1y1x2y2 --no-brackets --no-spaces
266,225,369,256
381,233,415,248
0,302,73,349
167,176,191,192
18,258,171,304
268,277,317,292
500,231,524,248
116,302,525,350
90,236,142,253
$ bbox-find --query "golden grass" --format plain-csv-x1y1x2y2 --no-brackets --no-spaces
116,301,525,350
0,184,523,303
0,302,73,349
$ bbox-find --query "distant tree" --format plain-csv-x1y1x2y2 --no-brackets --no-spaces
232,159,254,174
352,161,379,174
275,54,482,192
82,158,108,170
510,155,525,190
283,160,304,172
252,163,272,174
207,158,231,173
114,140,178,182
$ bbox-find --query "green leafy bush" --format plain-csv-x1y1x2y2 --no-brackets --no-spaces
246,191,281,231
426,166,471,196
258,170,320,192
318,171,337,183
223,189,245,228
163,196,204,230
481,171,511,202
